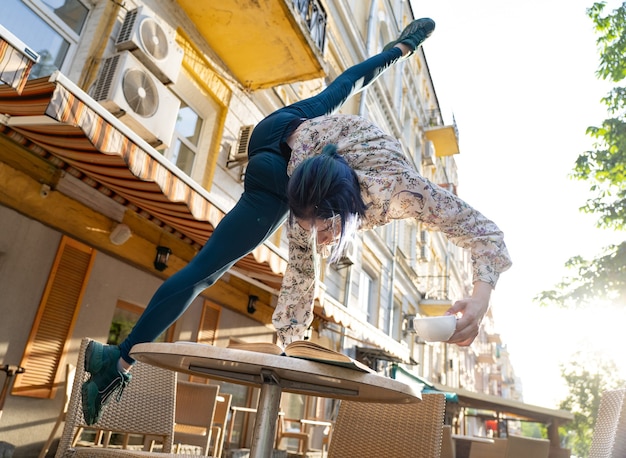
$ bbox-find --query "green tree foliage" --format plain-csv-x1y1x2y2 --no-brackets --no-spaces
576,1,626,227
538,1,626,307
536,244,626,306
558,354,625,457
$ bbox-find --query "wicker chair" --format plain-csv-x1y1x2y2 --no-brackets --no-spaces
327,393,446,458
39,364,76,458
440,425,455,458
504,435,550,458
275,413,310,456
467,438,507,458
589,389,626,458
173,381,219,454
210,393,232,458
55,338,201,458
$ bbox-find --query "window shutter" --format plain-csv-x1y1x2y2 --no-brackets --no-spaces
188,300,221,383
197,300,221,345
12,236,95,398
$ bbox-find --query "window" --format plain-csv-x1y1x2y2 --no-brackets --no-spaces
163,75,221,181
41,0,88,34
390,298,402,340
108,300,172,346
4,0,88,78
163,102,202,175
358,269,378,326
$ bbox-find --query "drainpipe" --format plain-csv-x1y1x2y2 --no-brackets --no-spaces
387,220,398,336
78,0,123,90
359,0,379,117
340,262,353,351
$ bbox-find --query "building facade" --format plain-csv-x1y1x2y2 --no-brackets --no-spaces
0,0,531,455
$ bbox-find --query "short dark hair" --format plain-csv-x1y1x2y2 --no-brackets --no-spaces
287,144,366,260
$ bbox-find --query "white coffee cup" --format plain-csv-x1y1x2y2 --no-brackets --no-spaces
413,315,457,342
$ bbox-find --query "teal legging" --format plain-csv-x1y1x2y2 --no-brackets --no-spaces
119,47,403,363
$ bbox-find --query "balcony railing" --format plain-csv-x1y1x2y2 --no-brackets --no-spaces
293,0,327,51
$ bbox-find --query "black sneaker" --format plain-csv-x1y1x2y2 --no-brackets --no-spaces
383,18,436,59
81,341,131,425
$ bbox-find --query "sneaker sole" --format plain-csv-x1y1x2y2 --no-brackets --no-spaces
383,19,435,53
81,380,100,425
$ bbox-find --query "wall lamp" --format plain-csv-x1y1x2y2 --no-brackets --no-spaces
109,223,132,245
247,295,258,314
154,246,171,271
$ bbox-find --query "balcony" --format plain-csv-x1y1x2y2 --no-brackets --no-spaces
418,299,452,317
177,0,327,90
487,332,502,345
424,109,460,157
475,342,497,365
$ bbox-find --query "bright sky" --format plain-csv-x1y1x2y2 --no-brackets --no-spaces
411,0,626,408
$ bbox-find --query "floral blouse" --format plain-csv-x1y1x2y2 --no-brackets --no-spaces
272,114,512,346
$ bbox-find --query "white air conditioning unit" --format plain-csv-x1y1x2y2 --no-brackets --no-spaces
91,51,181,148
346,241,358,264
341,240,358,266
115,5,183,84
227,125,254,169
403,314,417,333
422,140,436,167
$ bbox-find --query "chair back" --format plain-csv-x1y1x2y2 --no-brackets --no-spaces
38,364,76,458
213,393,232,430
276,411,310,455
504,435,550,458
211,393,232,458
468,438,507,458
589,388,626,458
63,364,76,414
327,393,446,458
55,338,177,457
440,425,456,458
173,381,219,454
548,446,572,458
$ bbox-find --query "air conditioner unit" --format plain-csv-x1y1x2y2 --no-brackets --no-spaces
343,241,358,265
403,314,417,334
336,240,358,268
115,5,184,84
92,51,181,148
422,140,435,167
227,125,254,169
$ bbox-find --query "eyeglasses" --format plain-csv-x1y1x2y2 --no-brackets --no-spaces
317,214,341,234
296,214,342,244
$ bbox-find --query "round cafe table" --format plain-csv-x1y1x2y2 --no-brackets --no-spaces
130,342,421,458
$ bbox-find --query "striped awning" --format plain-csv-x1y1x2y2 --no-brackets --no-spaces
0,71,287,288
0,24,39,94
315,288,412,364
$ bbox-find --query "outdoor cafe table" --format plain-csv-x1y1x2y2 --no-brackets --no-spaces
130,342,421,458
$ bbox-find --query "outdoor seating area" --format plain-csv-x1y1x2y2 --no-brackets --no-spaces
44,339,623,458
